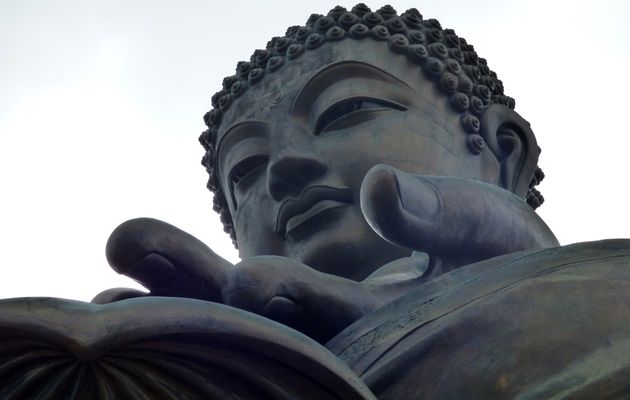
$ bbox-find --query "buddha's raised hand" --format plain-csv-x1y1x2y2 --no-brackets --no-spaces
360,164,559,271
92,218,374,343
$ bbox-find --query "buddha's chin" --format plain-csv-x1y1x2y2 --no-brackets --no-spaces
286,207,410,281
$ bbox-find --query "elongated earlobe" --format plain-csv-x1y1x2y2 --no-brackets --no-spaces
479,104,540,199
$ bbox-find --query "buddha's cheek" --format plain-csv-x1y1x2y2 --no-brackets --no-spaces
233,182,285,260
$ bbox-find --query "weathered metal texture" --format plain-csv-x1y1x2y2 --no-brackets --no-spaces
0,297,375,400
329,240,630,399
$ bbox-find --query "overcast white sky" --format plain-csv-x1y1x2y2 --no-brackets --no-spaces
1,0,629,301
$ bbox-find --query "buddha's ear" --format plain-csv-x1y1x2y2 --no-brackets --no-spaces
479,104,540,198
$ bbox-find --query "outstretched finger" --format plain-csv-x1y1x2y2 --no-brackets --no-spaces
106,218,232,302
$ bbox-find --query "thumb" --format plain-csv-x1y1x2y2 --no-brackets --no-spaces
360,164,558,264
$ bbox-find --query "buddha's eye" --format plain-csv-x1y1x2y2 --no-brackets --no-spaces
315,97,406,135
229,154,269,189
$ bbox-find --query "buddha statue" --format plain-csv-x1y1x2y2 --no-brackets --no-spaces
2,4,629,399
98,4,557,343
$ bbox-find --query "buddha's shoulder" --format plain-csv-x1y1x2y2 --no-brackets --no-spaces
335,238,630,347
515,238,630,270
328,239,630,399
333,239,630,349
471,238,630,283
417,238,630,301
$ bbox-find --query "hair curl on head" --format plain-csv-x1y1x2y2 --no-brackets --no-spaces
199,4,545,247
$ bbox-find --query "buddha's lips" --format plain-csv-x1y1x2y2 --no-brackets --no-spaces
275,186,353,238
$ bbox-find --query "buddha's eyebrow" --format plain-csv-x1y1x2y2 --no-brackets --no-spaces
291,61,412,116
217,119,269,154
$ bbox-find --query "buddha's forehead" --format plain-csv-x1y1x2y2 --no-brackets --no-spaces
218,39,426,139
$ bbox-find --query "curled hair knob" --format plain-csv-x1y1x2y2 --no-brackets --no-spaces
286,44,305,60
338,12,359,29
377,5,397,20
348,23,369,39
462,113,481,134
351,3,371,17
370,25,390,41
407,44,428,65
362,12,383,28
445,58,462,75
407,30,426,44
222,75,239,90
450,92,470,112
425,28,443,43
439,72,458,94
295,27,312,43
252,49,272,65
388,34,409,54
315,16,335,33
230,80,247,98
203,109,221,128
467,134,485,155
325,26,346,41
236,62,253,78
266,56,285,73
425,57,445,77
305,33,325,50
273,37,292,56
449,48,465,63
469,96,485,115
218,93,232,111
327,5,347,21
401,12,422,29
248,68,265,85
386,17,407,34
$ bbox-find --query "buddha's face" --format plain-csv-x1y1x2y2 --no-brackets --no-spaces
216,40,501,280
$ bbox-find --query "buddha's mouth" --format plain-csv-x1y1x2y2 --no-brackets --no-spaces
275,185,353,239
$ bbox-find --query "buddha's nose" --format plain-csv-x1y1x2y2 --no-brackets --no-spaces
267,150,327,201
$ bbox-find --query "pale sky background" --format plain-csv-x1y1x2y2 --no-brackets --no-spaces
1,0,628,301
